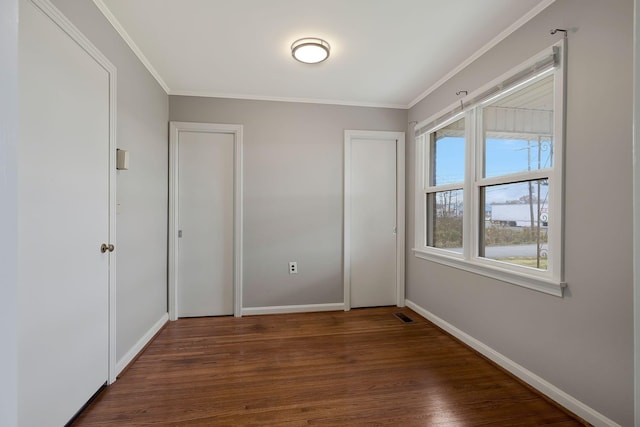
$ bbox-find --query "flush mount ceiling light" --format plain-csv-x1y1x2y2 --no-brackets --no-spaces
291,38,330,64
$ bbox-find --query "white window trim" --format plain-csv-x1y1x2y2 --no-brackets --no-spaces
413,40,566,297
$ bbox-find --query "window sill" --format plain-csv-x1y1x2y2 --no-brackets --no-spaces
412,248,566,297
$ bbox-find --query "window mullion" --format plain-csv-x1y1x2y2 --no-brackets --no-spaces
463,110,475,261
474,106,485,260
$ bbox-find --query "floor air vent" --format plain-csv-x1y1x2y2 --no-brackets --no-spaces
393,312,414,323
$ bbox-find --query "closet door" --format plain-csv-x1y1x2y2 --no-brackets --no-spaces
348,137,397,307
177,130,235,317
343,130,405,310
18,1,113,425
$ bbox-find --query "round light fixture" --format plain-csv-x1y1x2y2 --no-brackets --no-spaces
291,38,330,64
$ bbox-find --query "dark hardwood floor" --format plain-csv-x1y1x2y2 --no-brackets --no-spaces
72,307,587,426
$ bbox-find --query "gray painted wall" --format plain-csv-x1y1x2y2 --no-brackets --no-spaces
407,0,633,424
170,97,407,307
1,0,18,425
50,0,169,363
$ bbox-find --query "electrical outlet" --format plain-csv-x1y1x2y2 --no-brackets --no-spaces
289,261,298,274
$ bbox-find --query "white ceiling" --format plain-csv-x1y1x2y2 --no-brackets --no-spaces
95,0,554,109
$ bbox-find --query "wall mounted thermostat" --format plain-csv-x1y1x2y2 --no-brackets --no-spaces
116,149,129,170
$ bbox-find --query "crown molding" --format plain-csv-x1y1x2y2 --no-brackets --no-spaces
92,0,170,94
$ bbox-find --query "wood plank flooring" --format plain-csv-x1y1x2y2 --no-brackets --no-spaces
72,307,586,426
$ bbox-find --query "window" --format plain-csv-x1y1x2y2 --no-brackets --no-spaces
479,73,554,270
414,42,565,296
426,117,465,254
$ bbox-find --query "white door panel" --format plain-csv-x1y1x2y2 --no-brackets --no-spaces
18,1,111,425
178,131,235,317
349,138,397,308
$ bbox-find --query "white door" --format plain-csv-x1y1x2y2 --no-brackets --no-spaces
177,130,235,317
345,131,405,308
18,1,113,426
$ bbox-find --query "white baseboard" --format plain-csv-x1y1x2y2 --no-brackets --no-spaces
115,312,169,377
405,300,620,427
242,303,345,316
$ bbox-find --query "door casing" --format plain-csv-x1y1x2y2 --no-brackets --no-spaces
168,122,243,320
343,130,405,310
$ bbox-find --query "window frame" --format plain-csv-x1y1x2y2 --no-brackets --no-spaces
423,113,467,255
413,41,566,297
